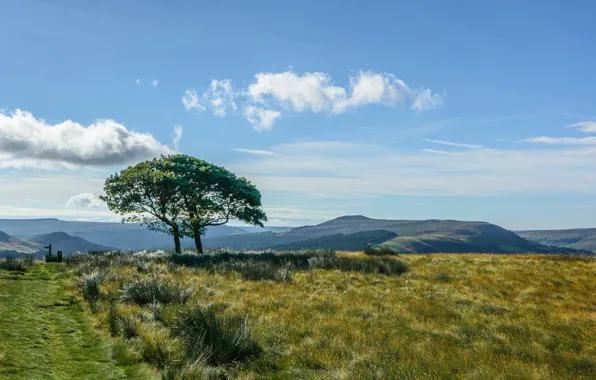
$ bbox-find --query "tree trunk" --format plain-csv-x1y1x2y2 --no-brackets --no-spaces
173,229,182,254
193,225,204,254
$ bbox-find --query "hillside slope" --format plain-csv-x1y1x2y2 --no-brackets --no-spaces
0,231,41,253
518,228,596,252
204,215,585,254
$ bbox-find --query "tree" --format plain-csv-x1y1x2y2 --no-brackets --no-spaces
100,159,186,253
158,154,267,253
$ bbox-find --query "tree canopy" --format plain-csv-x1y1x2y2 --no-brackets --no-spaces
100,154,267,253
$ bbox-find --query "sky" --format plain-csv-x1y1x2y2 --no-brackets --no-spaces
1,0,596,230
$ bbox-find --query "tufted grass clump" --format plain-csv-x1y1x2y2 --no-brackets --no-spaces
121,278,193,306
80,271,103,303
170,305,262,366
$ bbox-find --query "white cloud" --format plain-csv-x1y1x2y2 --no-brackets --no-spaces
182,89,204,111
228,140,596,198
182,80,237,117
234,148,279,156
172,125,183,151
183,69,444,130
424,139,484,150
66,193,104,209
566,121,596,133
151,79,159,87
243,106,281,131
0,110,171,169
524,136,596,145
136,78,140,84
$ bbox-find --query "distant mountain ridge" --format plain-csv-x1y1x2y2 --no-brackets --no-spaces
0,217,592,254
517,228,596,252
0,230,112,258
203,215,590,254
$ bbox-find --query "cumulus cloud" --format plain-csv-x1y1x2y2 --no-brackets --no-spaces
566,121,596,133
0,110,172,169
66,193,104,209
172,125,183,151
243,106,281,131
183,70,444,130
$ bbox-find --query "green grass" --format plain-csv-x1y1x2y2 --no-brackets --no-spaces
0,263,156,379
63,251,595,379
3,252,595,379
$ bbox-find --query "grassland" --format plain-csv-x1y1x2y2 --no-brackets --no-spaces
58,251,595,379
58,253,596,379
0,261,155,379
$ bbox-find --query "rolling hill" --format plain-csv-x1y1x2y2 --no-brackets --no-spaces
203,215,589,254
0,230,112,257
517,228,596,252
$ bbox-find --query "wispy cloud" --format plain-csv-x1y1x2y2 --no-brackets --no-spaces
172,125,183,151
0,109,171,169
234,148,279,156
183,69,444,130
151,79,159,87
424,139,484,150
566,121,596,133
524,136,596,145
228,139,596,198
136,78,140,84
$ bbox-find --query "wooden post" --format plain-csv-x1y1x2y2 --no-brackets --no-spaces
44,244,52,258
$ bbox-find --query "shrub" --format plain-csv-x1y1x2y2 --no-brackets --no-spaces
364,245,399,256
171,305,262,366
121,278,193,306
215,260,294,282
0,256,32,272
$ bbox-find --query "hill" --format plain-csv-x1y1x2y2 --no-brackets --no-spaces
518,228,596,252
203,215,587,254
0,230,40,254
30,232,113,254
0,218,250,250
0,230,112,257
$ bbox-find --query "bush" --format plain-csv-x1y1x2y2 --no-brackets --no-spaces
216,260,293,282
108,303,120,336
171,305,262,366
0,256,33,272
121,278,193,306
364,245,399,256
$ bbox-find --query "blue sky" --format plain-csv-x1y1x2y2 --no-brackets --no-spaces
1,0,596,229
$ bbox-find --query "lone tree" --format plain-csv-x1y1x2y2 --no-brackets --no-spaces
100,159,186,253
100,154,267,254
158,154,267,253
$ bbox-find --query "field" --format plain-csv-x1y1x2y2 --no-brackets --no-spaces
1,252,595,379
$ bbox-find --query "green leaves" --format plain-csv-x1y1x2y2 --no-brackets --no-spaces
101,154,267,253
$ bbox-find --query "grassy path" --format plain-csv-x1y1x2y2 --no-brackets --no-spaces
0,264,150,380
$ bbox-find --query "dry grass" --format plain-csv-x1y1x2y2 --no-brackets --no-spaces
67,252,595,379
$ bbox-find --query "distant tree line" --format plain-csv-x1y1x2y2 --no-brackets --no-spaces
100,154,267,254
